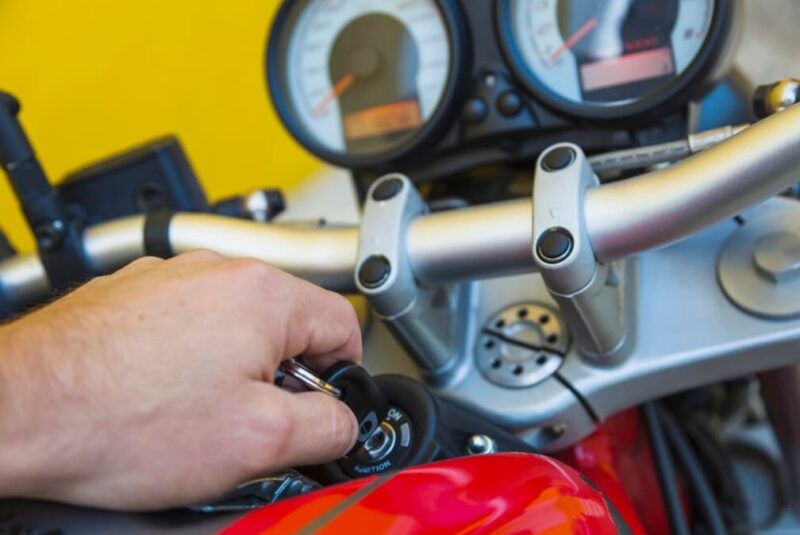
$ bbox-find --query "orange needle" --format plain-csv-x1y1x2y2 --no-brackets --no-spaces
313,73,355,116
548,17,599,65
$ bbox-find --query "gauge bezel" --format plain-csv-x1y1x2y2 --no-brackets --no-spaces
266,0,470,170
495,0,733,121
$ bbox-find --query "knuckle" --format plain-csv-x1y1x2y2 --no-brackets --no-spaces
269,410,295,450
83,273,109,287
240,405,295,473
339,297,359,325
174,249,224,263
331,294,360,333
329,291,350,310
227,258,277,285
329,403,357,456
319,288,354,316
125,255,163,270
236,440,274,475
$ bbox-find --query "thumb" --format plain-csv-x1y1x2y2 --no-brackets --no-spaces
269,389,358,468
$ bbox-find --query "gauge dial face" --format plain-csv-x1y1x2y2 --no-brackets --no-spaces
504,0,716,114
276,0,453,159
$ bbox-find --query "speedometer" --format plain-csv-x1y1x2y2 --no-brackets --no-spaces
267,0,467,168
497,0,731,119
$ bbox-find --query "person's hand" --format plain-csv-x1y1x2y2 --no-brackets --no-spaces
0,251,361,510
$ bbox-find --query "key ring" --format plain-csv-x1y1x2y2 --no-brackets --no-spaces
279,359,342,398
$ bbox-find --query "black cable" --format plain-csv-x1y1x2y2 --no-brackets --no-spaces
0,230,14,259
658,404,729,535
681,417,750,533
643,403,690,535
665,383,752,532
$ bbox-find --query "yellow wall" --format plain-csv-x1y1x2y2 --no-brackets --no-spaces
0,1,321,251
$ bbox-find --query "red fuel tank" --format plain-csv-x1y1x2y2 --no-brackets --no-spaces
221,453,623,534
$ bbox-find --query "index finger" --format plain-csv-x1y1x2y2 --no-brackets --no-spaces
277,273,363,372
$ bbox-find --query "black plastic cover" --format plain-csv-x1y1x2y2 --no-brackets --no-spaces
59,137,208,225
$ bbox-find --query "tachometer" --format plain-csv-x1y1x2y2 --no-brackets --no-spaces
267,0,466,168
498,0,730,119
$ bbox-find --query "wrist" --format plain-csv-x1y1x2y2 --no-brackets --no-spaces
0,319,53,498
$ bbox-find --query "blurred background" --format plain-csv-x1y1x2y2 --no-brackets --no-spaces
0,0,795,251
0,0,318,250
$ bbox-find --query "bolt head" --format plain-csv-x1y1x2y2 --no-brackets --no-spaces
358,255,391,289
467,434,497,455
35,220,66,251
542,147,576,172
536,227,574,264
754,232,800,284
372,178,404,201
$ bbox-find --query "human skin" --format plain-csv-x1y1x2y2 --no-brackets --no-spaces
0,250,361,511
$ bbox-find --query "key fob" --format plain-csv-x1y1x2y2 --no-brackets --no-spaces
321,362,391,452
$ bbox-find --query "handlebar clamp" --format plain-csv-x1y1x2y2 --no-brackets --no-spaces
533,144,632,364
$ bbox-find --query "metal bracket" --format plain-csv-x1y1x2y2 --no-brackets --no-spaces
356,174,464,376
532,144,631,364
0,92,92,291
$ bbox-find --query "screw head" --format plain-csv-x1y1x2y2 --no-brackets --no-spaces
542,147,576,172
536,227,574,264
372,178,404,201
358,255,391,288
35,219,66,251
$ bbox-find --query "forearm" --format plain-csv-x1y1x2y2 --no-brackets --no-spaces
0,321,32,496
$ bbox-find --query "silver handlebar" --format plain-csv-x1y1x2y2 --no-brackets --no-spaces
586,103,800,261
0,198,536,304
2,104,800,309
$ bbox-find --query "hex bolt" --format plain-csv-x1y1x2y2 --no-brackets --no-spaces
536,227,574,264
372,178,404,201
358,255,391,289
541,146,576,172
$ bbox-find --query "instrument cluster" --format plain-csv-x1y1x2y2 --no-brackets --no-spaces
267,0,734,179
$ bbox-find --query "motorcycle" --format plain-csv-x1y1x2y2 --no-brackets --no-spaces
1,0,800,532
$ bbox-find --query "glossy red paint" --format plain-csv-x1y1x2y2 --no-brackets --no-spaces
221,453,620,534
555,409,668,535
